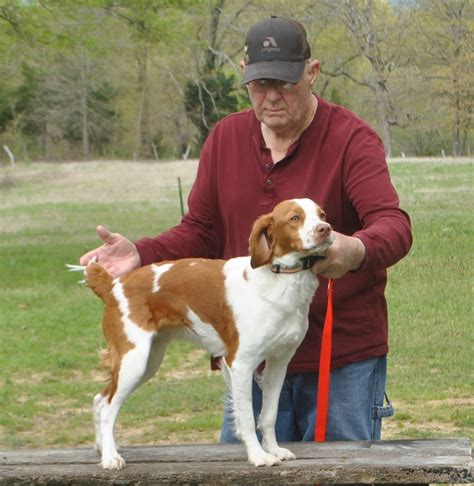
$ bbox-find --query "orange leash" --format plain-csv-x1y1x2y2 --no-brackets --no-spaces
315,278,334,442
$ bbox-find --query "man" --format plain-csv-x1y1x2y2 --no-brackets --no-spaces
80,16,412,442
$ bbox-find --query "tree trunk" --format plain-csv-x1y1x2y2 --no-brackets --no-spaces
79,50,90,161
373,80,393,157
42,112,52,161
452,79,461,156
206,0,224,71
135,45,151,159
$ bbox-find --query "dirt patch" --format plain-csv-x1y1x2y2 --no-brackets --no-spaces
164,349,213,380
382,417,459,439
416,185,471,194
382,397,472,440
0,174,16,190
117,414,221,445
425,397,474,407
12,371,53,386
0,161,199,210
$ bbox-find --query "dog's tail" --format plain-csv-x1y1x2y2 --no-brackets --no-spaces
66,261,113,302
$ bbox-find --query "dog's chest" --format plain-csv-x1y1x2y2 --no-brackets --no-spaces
223,258,314,355
264,308,309,354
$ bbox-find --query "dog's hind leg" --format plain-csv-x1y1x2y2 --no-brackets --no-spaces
99,334,155,470
93,335,168,460
258,354,296,461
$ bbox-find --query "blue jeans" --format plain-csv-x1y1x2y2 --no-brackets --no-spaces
220,356,394,442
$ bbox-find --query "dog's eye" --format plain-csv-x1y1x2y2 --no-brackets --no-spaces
319,211,326,221
290,215,300,222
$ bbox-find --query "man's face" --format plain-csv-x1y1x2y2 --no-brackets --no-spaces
243,60,319,134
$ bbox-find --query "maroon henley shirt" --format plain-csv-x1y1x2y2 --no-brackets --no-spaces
135,95,412,373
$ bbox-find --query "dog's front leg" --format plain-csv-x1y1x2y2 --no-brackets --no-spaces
230,361,280,467
259,354,296,461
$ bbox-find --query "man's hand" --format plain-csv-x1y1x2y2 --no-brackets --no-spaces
79,225,141,277
311,231,366,279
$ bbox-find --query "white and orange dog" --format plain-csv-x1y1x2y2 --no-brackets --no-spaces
69,198,333,469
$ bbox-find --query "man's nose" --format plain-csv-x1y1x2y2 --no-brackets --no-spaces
265,88,283,101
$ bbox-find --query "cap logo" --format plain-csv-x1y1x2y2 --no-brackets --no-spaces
261,36,279,53
263,36,278,48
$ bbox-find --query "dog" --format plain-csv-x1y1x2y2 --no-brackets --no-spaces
68,198,333,469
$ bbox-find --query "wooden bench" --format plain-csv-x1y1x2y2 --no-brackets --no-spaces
0,438,472,484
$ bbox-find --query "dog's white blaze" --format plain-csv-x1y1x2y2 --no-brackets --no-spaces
151,263,173,293
186,307,226,357
292,198,321,249
112,278,153,344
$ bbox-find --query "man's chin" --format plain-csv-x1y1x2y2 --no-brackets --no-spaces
261,114,289,129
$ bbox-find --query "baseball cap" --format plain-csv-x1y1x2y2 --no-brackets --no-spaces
243,16,311,84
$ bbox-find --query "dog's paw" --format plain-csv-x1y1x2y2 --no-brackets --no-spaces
248,450,280,467
266,446,296,461
102,454,125,470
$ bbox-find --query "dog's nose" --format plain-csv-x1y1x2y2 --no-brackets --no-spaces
314,223,332,239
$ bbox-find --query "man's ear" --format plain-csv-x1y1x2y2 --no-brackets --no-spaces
248,214,274,268
239,60,246,73
308,59,320,86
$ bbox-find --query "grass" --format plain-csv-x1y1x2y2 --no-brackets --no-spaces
0,158,472,449
382,160,473,439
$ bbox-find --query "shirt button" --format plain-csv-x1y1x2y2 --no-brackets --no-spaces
266,178,273,185
264,163,271,171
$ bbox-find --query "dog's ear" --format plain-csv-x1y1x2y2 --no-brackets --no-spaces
248,214,275,268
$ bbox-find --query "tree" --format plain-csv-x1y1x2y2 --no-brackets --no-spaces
415,0,473,156
184,70,240,146
317,0,414,157
183,0,249,148
103,0,192,159
0,0,470,160
13,54,118,160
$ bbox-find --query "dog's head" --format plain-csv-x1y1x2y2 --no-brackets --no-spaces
248,198,333,269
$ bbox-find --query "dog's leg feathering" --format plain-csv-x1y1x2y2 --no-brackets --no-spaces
218,357,242,440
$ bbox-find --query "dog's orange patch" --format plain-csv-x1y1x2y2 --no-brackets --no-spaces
147,259,239,365
99,258,240,398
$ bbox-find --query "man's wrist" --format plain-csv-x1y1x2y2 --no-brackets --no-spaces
349,237,366,271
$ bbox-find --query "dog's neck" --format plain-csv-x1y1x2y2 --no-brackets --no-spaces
249,254,319,312
270,253,323,274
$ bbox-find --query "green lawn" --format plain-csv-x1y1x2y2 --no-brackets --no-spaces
0,159,472,449
383,161,473,439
